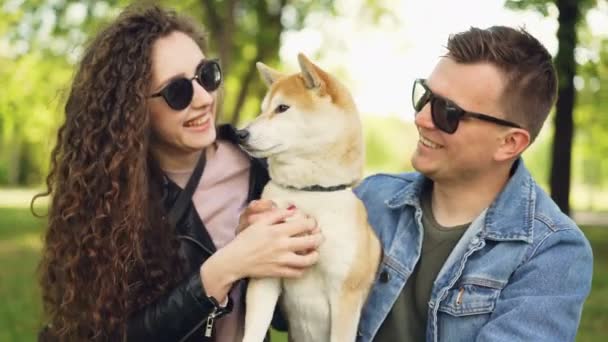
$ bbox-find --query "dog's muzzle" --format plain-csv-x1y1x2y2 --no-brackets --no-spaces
236,129,250,143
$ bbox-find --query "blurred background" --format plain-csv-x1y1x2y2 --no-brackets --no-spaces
0,0,607,340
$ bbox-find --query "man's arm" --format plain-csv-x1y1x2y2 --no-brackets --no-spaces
476,228,593,342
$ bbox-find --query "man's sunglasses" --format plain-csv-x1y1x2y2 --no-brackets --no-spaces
150,59,222,110
411,78,522,134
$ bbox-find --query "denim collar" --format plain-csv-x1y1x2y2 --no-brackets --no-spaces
386,158,534,243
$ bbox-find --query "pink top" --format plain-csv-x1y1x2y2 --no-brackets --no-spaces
164,140,251,342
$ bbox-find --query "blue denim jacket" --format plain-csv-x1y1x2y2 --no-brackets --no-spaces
354,160,593,342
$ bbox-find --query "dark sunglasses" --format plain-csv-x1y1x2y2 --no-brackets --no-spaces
412,78,522,134
150,59,222,110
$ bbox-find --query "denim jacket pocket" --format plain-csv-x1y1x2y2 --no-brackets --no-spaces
438,279,503,317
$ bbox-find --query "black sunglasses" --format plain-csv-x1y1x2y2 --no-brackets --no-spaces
150,59,222,110
412,78,522,134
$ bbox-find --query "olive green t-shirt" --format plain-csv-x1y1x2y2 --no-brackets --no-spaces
374,184,469,341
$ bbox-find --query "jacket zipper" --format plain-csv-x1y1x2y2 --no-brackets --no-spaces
174,138,266,341
205,307,218,337
177,317,207,342
178,235,214,256
174,237,214,341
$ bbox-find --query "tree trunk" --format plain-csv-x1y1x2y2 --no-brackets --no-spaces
229,0,286,125
200,0,285,124
550,0,580,216
8,137,22,186
200,0,236,121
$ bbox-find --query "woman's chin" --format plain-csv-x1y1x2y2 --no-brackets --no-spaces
187,127,217,150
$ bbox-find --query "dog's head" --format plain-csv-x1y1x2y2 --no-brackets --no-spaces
238,53,362,170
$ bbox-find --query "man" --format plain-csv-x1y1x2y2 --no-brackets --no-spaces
354,26,593,342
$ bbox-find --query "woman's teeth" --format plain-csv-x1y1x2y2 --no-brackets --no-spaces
184,115,210,127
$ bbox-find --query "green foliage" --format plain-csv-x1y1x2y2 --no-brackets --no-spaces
0,0,119,186
522,124,552,187
505,0,597,16
573,37,608,190
505,0,555,16
0,0,343,185
506,0,608,213
362,115,417,174
0,52,73,185
2,0,608,202
153,0,340,125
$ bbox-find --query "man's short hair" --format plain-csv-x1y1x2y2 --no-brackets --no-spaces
446,26,557,142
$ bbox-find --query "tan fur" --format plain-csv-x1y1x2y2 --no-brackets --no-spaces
337,129,364,169
268,76,316,112
262,58,356,116
344,207,381,292
240,53,380,342
332,205,381,341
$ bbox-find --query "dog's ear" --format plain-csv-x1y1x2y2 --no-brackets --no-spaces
298,53,325,90
256,62,283,87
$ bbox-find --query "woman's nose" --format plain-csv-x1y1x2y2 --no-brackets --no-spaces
191,80,214,108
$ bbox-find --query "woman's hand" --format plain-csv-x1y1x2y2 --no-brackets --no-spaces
236,199,277,234
200,204,323,302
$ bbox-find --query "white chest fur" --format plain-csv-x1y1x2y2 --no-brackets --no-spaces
261,183,372,341
262,182,362,283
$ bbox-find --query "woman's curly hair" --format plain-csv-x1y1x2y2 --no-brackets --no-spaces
33,5,207,340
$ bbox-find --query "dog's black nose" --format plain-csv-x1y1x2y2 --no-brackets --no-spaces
236,129,250,143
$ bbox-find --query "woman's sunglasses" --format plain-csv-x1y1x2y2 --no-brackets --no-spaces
150,59,222,110
411,78,522,134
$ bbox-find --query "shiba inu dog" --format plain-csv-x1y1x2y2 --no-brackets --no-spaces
237,53,381,342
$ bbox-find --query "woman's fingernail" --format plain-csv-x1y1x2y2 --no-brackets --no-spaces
287,204,297,210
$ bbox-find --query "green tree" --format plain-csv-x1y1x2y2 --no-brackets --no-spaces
0,0,342,185
0,0,127,186
506,0,598,215
183,0,337,124
573,35,608,210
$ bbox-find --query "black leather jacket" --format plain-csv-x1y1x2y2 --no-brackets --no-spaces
127,125,272,342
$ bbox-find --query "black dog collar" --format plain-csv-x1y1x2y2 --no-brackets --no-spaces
273,181,352,192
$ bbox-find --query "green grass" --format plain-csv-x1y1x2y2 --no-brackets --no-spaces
0,206,45,342
578,226,608,342
0,199,606,341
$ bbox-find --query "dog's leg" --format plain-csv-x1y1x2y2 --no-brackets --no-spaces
330,221,381,342
242,277,281,342
329,288,366,342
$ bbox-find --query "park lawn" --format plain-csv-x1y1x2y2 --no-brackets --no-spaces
0,207,45,342
0,206,606,341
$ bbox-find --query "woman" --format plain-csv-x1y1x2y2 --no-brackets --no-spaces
35,4,322,341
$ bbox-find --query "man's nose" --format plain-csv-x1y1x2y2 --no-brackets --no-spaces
414,103,434,129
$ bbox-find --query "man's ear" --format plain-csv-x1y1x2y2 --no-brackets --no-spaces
494,128,531,162
256,62,284,87
297,53,325,90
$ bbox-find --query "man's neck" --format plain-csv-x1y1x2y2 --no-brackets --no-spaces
430,166,511,227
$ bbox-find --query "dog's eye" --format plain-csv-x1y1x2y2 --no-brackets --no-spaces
274,104,290,114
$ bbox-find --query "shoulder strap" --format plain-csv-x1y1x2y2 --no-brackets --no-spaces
167,152,206,227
